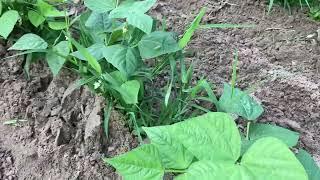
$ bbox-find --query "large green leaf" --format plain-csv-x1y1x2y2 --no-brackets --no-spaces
109,0,156,19
37,0,65,17
46,41,69,76
241,137,307,180
71,43,106,61
104,144,164,180
116,80,140,104
172,112,241,161
218,83,264,120
84,0,116,13
9,33,48,50
127,13,153,34
28,10,45,27
143,126,194,169
177,138,307,180
249,123,299,147
296,149,320,180
138,31,180,59
0,10,19,39
103,45,141,77
85,12,114,32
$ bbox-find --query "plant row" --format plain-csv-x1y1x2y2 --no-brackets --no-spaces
0,0,319,179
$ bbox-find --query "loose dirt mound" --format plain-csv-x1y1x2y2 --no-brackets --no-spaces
0,53,137,179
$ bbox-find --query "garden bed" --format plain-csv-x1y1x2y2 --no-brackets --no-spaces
0,0,319,179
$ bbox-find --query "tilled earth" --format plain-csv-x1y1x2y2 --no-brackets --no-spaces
0,0,319,179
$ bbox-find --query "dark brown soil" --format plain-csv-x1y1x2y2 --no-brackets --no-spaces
0,0,319,179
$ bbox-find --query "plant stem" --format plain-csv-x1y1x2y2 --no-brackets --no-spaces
164,169,186,173
246,121,251,141
129,112,143,144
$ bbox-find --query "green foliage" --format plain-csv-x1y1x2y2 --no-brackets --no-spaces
179,7,206,48
46,41,69,76
28,10,45,27
138,31,181,59
9,33,48,50
217,83,264,121
249,123,300,147
267,0,320,19
103,45,142,77
69,37,102,75
0,10,19,39
105,112,308,180
117,80,140,104
84,0,116,13
106,144,164,180
296,149,320,180
2,0,318,178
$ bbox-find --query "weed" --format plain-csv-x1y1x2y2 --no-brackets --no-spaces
267,0,320,17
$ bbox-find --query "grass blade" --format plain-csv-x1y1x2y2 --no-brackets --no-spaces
165,56,176,107
24,53,32,80
179,7,206,48
129,112,143,144
69,37,102,75
268,0,275,14
200,23,255,29
104,99,113,138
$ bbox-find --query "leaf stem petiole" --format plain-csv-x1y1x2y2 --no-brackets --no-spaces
164,169,186,173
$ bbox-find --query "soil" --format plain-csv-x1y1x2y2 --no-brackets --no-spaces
0,0,320,179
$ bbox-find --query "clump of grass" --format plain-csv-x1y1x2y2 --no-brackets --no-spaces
268,0,320,15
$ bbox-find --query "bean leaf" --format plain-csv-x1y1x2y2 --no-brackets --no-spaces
37,0,65,17
138,31,180,59
107,112,307,180
104,144,164,180
249,123,300,147
116,80,140,104
296,149,320,180
28,10,45,27
85,12,114,32
46,41,69,76
217,83,264,120
9,33,48,50
127,13,153,34
109,0,155,33
0,10,19,39
177,137,307,180
103,45,141,77
84,0,116,13
143,126,194,169
109,0,156,19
